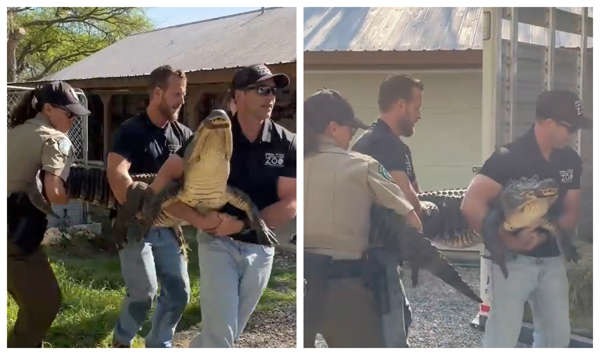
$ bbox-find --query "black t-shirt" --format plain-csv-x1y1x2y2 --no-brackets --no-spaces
111,112,193,174
352,119,417,184
479,126,582,257
178,115,296,242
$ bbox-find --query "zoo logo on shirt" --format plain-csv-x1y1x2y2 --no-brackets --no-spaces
264,152,285,168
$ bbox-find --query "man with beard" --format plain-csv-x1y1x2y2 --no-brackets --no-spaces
107,65,225,347
353,75,425,218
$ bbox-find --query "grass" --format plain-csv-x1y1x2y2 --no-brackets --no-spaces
7,227,296,347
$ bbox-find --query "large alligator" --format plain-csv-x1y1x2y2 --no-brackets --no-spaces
482,176,579,278
370,205,482,303
30,110,276,247
138,109,277,246
417,188,481,248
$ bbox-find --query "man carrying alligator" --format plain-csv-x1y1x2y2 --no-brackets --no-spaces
461,90,591,347
106,65,232,347
148,64,297,347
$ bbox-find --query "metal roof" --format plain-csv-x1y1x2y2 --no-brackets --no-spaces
44,7,296,81
304,7,590,52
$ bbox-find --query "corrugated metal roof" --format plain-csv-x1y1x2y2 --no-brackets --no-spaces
304,7,589,52
44,7,296,81
305,8,484,51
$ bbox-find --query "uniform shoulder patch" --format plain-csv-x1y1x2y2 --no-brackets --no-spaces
378,164,393,181
56,136,72,156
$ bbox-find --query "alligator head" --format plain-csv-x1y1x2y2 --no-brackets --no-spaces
499,176,559,231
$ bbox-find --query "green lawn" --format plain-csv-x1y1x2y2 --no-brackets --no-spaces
7,228,296,347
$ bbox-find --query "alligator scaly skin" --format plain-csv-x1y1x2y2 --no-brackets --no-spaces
370,205,482,303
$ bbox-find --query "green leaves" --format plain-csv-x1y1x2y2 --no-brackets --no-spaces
8,7,153,81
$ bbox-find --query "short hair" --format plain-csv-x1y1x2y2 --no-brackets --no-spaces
148,65,186,92
378,74,424,112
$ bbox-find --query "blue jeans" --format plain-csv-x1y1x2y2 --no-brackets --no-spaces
482,253,570,347
189,232,274,347
113,227,190,348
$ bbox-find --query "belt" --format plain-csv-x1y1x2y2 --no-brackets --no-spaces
327,259,365,279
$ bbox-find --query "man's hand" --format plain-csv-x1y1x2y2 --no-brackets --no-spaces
499,226,548,252
211,213,244,237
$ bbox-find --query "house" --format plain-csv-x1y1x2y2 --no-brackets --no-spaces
305,7,593,242
17,7,297,163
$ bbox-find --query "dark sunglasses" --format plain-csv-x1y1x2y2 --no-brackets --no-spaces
245,85,278,97
51,104,75,119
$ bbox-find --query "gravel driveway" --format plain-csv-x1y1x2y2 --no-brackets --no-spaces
403,264,484,347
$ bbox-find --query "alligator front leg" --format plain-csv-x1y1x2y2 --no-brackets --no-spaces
482,208,509,278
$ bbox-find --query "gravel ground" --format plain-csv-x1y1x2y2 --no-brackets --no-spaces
173,249,296,348
402,265,484,347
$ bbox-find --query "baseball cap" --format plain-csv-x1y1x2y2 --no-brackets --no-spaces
231,64,290,90
33,81,91,117
536,90,591,130
304,88,369,131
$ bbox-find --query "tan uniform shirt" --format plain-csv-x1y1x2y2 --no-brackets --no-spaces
304,139,413,260
7,113,74,194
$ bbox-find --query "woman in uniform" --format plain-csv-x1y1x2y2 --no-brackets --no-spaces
303,89,422,347
7,81,90,347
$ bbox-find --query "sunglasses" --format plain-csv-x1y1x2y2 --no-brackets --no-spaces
51,104,75,119
245,85,278,97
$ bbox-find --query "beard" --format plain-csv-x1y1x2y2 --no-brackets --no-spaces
159,99,180,122
398,118,415,137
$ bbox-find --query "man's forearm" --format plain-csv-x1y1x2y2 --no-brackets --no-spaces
108,173,133,205
260,197,296,230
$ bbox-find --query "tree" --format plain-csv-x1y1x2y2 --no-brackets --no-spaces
7,7,153,82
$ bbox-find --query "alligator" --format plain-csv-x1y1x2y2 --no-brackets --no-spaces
370,204,482,303
30,109,277,247
482,176,579,278
417,188,481,248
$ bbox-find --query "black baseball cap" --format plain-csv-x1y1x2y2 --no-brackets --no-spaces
231,64,290,90
304,88,369,131
536,90,591,130
33,81,91,117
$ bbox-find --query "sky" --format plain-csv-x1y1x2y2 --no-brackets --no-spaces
144,7,261,29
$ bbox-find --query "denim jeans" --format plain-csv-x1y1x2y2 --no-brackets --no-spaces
189,232,274,347
482,253,570,347
113,227,190,348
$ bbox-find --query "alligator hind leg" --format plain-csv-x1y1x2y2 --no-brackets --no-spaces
225,186,278,245
540,221,580,263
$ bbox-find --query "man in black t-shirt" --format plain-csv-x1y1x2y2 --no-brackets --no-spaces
107,65,222,347
461,90,591,347
153,64,296,347
353,74,425,217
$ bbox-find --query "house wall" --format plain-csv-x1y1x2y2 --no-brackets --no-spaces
304,69,483,190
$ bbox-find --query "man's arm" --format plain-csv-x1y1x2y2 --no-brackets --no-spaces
260,176,297,230
106,152,133,205
557,189,580,231
368,161,422,232
461,174,502,233
462,174,545,252
43,172,69,205
390,170,422,216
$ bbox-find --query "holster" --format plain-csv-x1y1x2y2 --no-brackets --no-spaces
364,247,412,347
7,193,48,255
